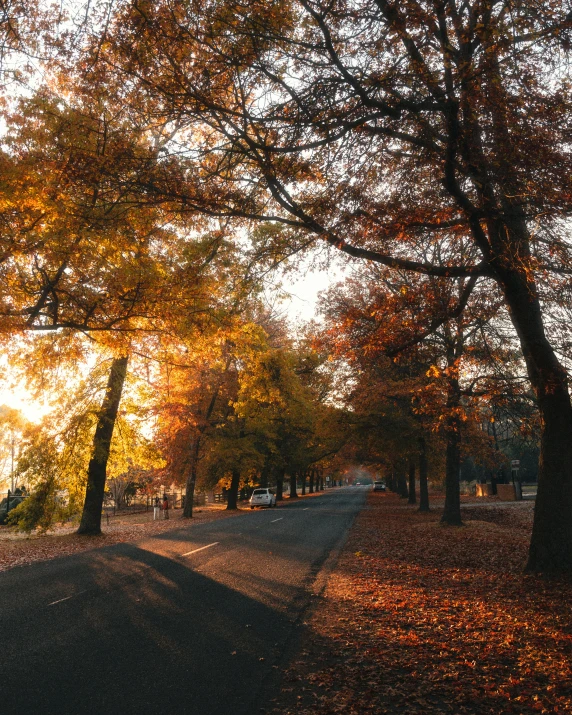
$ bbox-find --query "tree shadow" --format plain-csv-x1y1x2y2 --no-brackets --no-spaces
0,542,306,715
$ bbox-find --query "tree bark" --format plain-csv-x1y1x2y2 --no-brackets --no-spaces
301,470,306,495
309,469,314,493
77,356,129,535
289,471,298,498
492,263,572,571
275,468,284,501
408,459,416,505
182,438,201,518
396,465,408,499
418,438,430,512
441,376,462,526
226,467,240,510
259,464,269,488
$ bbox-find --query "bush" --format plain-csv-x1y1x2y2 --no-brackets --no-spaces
6,479,79,533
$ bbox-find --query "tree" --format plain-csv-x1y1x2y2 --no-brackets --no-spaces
0,405,27,491
91,0,572,572
7,0,572,570
319,259,514,523
0,81,257,532
77,355,128,534
234,344,338,500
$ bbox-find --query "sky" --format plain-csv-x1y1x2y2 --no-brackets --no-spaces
281,264,341,324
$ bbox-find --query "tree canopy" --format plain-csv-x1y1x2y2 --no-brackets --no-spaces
1,1,571,571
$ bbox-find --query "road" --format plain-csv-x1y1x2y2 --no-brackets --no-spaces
0,487,367,715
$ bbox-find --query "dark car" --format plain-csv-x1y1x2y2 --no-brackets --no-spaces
373,481,386,492
0,494,26,525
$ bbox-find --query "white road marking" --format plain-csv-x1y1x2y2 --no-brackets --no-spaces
303,508,310,510
48,590,87,607
270,518,283,523
181,541,219,557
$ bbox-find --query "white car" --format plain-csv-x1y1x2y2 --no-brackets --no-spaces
249,488,277,508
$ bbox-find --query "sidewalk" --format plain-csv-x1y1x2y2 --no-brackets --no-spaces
269,492,571,715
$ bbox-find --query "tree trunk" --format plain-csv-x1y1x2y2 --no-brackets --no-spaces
490,468,498,495
386,470,395,492
418,438,430,512
259,464,269,488
527,392,572,571
289,471,298,498
226,467,240,510
301,471,306,495
408,459,416,505
309,469,314,493
492,260,572,571
441,376,462,526
397,465,408,498
275,469,284,501
183,438,201,518
78,356,129,535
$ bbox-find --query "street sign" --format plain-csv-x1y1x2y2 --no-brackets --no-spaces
511,460,520,467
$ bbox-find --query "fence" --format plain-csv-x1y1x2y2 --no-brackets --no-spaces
102,489,211,516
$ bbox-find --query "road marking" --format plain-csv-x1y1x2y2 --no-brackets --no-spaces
48,590,87,607
270,518,283,523
181,541,219,557
303,508,310,510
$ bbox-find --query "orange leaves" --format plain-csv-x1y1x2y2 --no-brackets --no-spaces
426,364,440,378
271,492,572,714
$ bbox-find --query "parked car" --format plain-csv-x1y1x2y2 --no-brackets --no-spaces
249,488,277,508
373,481,386,492
0,494,26,525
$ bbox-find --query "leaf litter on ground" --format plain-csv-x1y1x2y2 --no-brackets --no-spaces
270,492,572,715
0,506,239,572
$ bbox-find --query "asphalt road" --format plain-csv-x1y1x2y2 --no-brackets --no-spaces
0,486,367,715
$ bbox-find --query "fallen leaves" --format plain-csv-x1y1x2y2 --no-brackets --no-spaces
0,506,242,572
271,493,572,715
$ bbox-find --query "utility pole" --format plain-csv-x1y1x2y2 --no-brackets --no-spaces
10,430,15,492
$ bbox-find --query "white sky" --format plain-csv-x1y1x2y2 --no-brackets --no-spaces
0,375,51,423
281,265,340,324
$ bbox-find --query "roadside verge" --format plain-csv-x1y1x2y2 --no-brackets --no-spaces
268,492,571,715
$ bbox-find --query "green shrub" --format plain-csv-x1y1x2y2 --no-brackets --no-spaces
6,479,79,533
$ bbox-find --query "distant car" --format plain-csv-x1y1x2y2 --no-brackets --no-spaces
373,481,386,492
249,488,277,508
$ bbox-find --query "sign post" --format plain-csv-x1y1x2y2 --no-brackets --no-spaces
511,460,522,500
